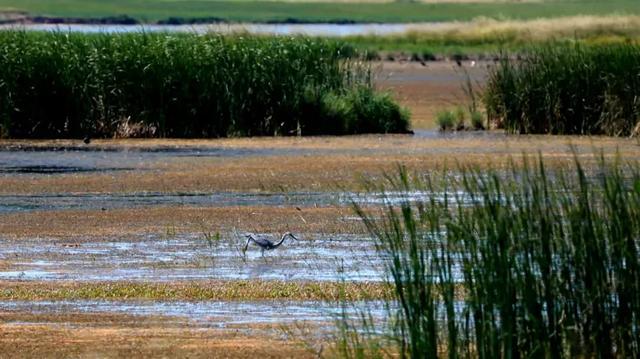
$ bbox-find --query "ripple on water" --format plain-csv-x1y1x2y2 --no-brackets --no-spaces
0,299,390,330
0,233,386,282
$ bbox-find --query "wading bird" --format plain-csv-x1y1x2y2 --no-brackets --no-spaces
243,232,298,255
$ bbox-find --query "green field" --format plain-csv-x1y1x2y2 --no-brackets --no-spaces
1,0,639,23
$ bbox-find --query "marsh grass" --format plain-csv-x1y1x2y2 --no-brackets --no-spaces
346,155,640,357
436,110,456,131
0,281,393,301
0,31,408,138
484,43,640,136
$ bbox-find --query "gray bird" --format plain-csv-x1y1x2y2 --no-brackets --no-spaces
243,232,298,255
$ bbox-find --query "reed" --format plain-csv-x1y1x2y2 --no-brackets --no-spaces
484,43,640,136
0,31,408,138
348,155,640,357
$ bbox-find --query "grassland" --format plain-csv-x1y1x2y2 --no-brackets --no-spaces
0,0,639,24
346,16,640,57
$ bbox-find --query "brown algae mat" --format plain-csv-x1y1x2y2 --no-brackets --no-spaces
1,134,638,195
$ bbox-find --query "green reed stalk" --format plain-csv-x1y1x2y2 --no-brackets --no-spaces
347,155,640,358
484,43,640,136
0,31,408,138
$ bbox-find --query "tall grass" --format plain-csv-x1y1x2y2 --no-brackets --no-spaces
0,31,408,138
348,155,640,357
484,43,640,136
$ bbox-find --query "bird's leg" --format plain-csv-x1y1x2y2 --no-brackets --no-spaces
261,248,265,256
242,237,251,254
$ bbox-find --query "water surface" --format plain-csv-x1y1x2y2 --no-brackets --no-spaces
0,23,452,37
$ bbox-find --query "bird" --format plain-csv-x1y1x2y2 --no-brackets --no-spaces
83,135,91,145
243,232,298,255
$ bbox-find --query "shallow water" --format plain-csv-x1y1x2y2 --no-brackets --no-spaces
0,192,339,213
0,189,465,213
0,299,389,331
0,233,385,282
0,145,296,172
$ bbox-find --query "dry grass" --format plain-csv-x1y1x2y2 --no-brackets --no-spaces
0,315,314,358
398,15,640,41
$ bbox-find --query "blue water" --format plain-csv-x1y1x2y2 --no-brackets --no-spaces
0,23,448,37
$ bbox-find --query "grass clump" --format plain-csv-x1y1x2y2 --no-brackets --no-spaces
436,110,456,131
0,31,409,138
469,110,484,130
484,43,640,136
436,106,484,131
347,155,640,357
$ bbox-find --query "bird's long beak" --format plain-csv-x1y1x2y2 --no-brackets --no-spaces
290,234,299,241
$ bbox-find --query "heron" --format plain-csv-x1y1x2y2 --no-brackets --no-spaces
243,232,298,255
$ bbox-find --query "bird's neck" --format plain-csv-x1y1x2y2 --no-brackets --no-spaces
273,234,289,248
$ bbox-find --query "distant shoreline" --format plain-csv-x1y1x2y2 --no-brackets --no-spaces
0,13,386,26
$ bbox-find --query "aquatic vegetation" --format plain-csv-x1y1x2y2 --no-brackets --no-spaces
435,110,456,131
0,31,409,138
469,110,484,130
0,280,393,301
346,155,640,357
484,43,640,136
435,106,483,131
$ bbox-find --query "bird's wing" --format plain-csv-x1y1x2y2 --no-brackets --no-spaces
244,233,275,246
255,236,272,246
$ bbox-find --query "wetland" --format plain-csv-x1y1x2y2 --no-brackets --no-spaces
1,59,639,357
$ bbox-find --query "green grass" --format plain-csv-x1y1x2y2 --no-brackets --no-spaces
484,43,640,135
0,31,409,138
436,110,456,131
0,0,640,23
344,34,524,58
347,155,640,357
